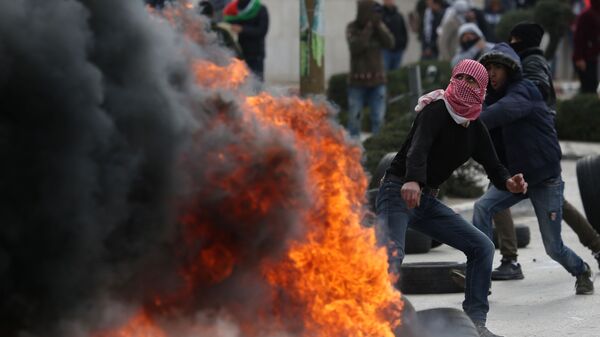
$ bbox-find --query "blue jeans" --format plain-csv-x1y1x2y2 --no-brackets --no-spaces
473,176,586,276
383,49,404,71
376,179,494,324
347,85,386,138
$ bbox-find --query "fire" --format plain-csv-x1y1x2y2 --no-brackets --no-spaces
98,4,402,337
193,59,250,89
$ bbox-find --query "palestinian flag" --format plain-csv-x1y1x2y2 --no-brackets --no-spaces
223,0,262,22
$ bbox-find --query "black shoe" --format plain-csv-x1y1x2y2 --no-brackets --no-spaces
475,324,504,337
575,262,594,295
594,251,600,271
491,258,524,280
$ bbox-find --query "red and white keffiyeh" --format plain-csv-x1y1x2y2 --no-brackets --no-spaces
415,59,488,123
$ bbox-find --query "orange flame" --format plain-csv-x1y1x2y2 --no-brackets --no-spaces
193,59,250,89
99,5,402,337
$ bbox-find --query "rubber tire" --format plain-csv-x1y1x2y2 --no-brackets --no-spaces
399,262,466,294
492,224,531,249
405,229,432,254
576,155,600,233
371,152,397,188
416,308,478,337
393,296,424,337
431,240,443,248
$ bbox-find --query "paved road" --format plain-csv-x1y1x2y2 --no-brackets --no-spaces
403,159,600,337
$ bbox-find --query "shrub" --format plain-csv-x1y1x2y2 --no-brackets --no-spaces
556,94,600,142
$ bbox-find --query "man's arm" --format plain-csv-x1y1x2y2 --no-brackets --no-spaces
479,82,534,130
346,23,373,55
405,105,445,185
472,122,527,193
375,21,395,49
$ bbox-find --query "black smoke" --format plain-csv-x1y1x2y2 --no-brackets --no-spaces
0,1,309,336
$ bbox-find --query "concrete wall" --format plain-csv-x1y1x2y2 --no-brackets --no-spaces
261,0,423,85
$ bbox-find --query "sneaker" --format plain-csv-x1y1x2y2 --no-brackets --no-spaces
491,258,524,280
575,262,594,295
475,324,504,337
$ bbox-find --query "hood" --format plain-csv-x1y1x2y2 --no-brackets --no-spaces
458,22,484,39
356,0,378,26
478,42,522,76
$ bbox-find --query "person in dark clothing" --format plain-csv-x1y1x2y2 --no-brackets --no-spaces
376,59,527,337
198,1,243,59
420,0,446,60
488,23,600,280
346,0,395,138
572,0,600,93
223,0,269,81
381,0,408,70
473,43,594,295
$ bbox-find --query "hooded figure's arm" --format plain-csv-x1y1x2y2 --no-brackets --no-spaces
346,23,373,55
472,122,511,190
479,82,534,130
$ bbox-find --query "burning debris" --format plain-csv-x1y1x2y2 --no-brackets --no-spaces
0,1,402,337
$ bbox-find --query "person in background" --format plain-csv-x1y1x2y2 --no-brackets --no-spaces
452,22,494,67
488,22,600,280
382,0,409,71
437,0,471,61
572,0,600,93
420,0,446,60
198,1,243,59
473,43,595,296
483,0,505,42
377,59,526,337
346,0,394,139
223,0,269,81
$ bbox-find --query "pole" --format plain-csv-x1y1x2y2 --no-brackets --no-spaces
300,0,325,96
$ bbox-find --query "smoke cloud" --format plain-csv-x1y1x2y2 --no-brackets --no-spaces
0,1,309,336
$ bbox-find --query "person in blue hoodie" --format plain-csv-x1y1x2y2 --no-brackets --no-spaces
472,43,595,296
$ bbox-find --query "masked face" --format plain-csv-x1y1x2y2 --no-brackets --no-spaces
509,36,527,54
460,32,480,50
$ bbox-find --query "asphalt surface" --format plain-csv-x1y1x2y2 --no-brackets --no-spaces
402,159,600,337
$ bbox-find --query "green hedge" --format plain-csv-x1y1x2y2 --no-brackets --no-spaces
556,94,600,142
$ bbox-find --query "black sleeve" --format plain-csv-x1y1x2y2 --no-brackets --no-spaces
405,105,445,185
471,122,511,190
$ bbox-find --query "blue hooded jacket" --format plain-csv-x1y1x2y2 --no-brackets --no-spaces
479,43,561,186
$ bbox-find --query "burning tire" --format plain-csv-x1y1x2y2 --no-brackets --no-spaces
416,308,479,337
394,296,424,337
492,223,531,249
577,155,600,233
405,229,432,254
399,262,466,294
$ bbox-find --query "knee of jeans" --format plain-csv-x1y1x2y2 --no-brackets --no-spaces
543,240,565,259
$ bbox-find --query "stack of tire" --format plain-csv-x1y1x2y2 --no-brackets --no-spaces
577,155,600,233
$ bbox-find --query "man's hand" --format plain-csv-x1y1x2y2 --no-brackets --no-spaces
230,24,243,34
401,181,421,209
506,173,527,194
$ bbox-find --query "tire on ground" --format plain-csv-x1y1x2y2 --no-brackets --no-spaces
416,308,478,337
371,152,397,188
393,295,424,337
405,229,432,254
492,223,531,249
399,262,466,294
576,155,600,233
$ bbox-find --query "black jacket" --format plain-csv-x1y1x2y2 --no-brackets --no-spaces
387,100,510,190
234,5,269,60
382,5,408,51
519,47,556,114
